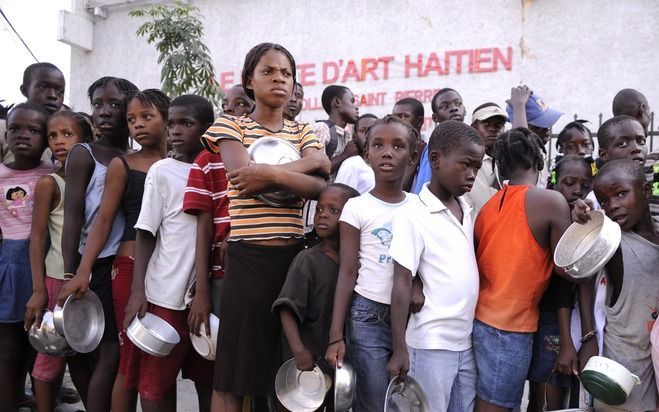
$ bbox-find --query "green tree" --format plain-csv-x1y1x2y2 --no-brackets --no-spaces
130,2,222,109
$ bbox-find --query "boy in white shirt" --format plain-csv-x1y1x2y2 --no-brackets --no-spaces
387,120,485,412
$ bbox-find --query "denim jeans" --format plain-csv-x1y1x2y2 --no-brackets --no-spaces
409,347,477,412
473,319,533,409
347,293,392,412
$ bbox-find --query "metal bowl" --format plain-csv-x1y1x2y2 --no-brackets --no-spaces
384,375,430,412
247,136,301,207
53,290,105,353
275,358,330,412
334,362,356,412
554,210,621,279
28,311,75,356
190,313,219,361
127,313,180,357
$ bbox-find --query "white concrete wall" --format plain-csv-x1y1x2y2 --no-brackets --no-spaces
68,0,659,140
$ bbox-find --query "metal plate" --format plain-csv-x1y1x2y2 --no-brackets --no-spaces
384,375,430,412
59,290,105,353
275,358,327,412
247,137,301,207
334,362,356,412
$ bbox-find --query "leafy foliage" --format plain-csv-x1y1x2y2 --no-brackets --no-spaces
129,2,222,110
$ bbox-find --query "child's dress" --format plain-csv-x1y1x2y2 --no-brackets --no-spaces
0,162,52,322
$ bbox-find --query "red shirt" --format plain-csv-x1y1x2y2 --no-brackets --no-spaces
183,151,230,279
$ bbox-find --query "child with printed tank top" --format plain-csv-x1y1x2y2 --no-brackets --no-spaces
201,43,329,412
24,111,93,412
59,89,169,412
57,76,138,411
325,115,419,411
183,92,245,332
526,155,596,412
585,160,659,412
387,120,485,412
472,128,572,412
0,103,52,410
122,94,213,412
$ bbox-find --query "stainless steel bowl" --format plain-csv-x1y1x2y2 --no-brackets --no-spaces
28,311,75,357
334,362,356,412
275,358,330,412
384,375,430,412
247,136,301,207
554,210,622,279
53,290,105,353
127,313,180,357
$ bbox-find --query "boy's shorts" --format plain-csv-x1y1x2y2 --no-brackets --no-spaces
32,276,67,383
111,256,137,375
124,303,213,402
473,319,533,409
527,312,571,388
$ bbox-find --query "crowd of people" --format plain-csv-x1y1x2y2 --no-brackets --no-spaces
0,41,658,412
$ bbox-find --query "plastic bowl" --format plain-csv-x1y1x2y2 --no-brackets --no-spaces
190,314,219,361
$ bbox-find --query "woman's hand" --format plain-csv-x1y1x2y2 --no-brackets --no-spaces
227,163,277,196
24,290,48,331
57,274,89,306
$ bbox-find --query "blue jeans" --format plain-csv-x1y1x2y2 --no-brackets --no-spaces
409,347,477,412
347,293,392,412
473,319,533,409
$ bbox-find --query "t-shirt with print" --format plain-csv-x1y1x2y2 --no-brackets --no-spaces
389,184,478,351
183,150,230,279
335,155,375,194
339,192,412,305
135,158,197,311
0,162,53,239
202,114,323,242
272,246,339,359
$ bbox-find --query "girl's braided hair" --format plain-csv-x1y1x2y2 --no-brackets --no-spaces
493,127,546,179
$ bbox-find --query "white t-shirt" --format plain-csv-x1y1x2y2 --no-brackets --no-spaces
389,184,479,351
339,192,412,305
334,155,375,194
135,158,197,311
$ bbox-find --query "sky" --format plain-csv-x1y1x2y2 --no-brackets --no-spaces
0,0,72,107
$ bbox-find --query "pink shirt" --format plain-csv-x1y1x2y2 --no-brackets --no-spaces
0,162,53,240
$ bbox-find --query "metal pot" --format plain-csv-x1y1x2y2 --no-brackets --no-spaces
53,290,105,353
581,356,641,406
275,358,330,412
127,313,180,357
554,210,621,279
334,362,356,412
247,136,301,207
28,311,76,357
384,375,430,412
190,313,219,361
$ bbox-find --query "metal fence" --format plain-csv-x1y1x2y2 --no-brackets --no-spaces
546,112,657,161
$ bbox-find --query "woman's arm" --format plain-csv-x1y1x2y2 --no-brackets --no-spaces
61,145,95,274
123,229,156,328
58,157,127,304
325,223,360,368
25,176,57,330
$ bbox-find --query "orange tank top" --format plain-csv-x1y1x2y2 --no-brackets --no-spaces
474,185,553,333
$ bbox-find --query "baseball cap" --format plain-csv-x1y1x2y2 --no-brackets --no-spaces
506,93,563,128
472,103,509,122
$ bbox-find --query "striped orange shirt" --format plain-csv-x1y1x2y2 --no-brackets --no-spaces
202,114,323,241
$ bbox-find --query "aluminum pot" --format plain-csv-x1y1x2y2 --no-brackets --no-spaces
190,313,219,361
581,356,641,406
275,358,330,412
334,362,356,412
384,375,430,412
127,313,180,357
554,210,621,279
53,290,105,353
28,311,75,357
247,137,301,207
